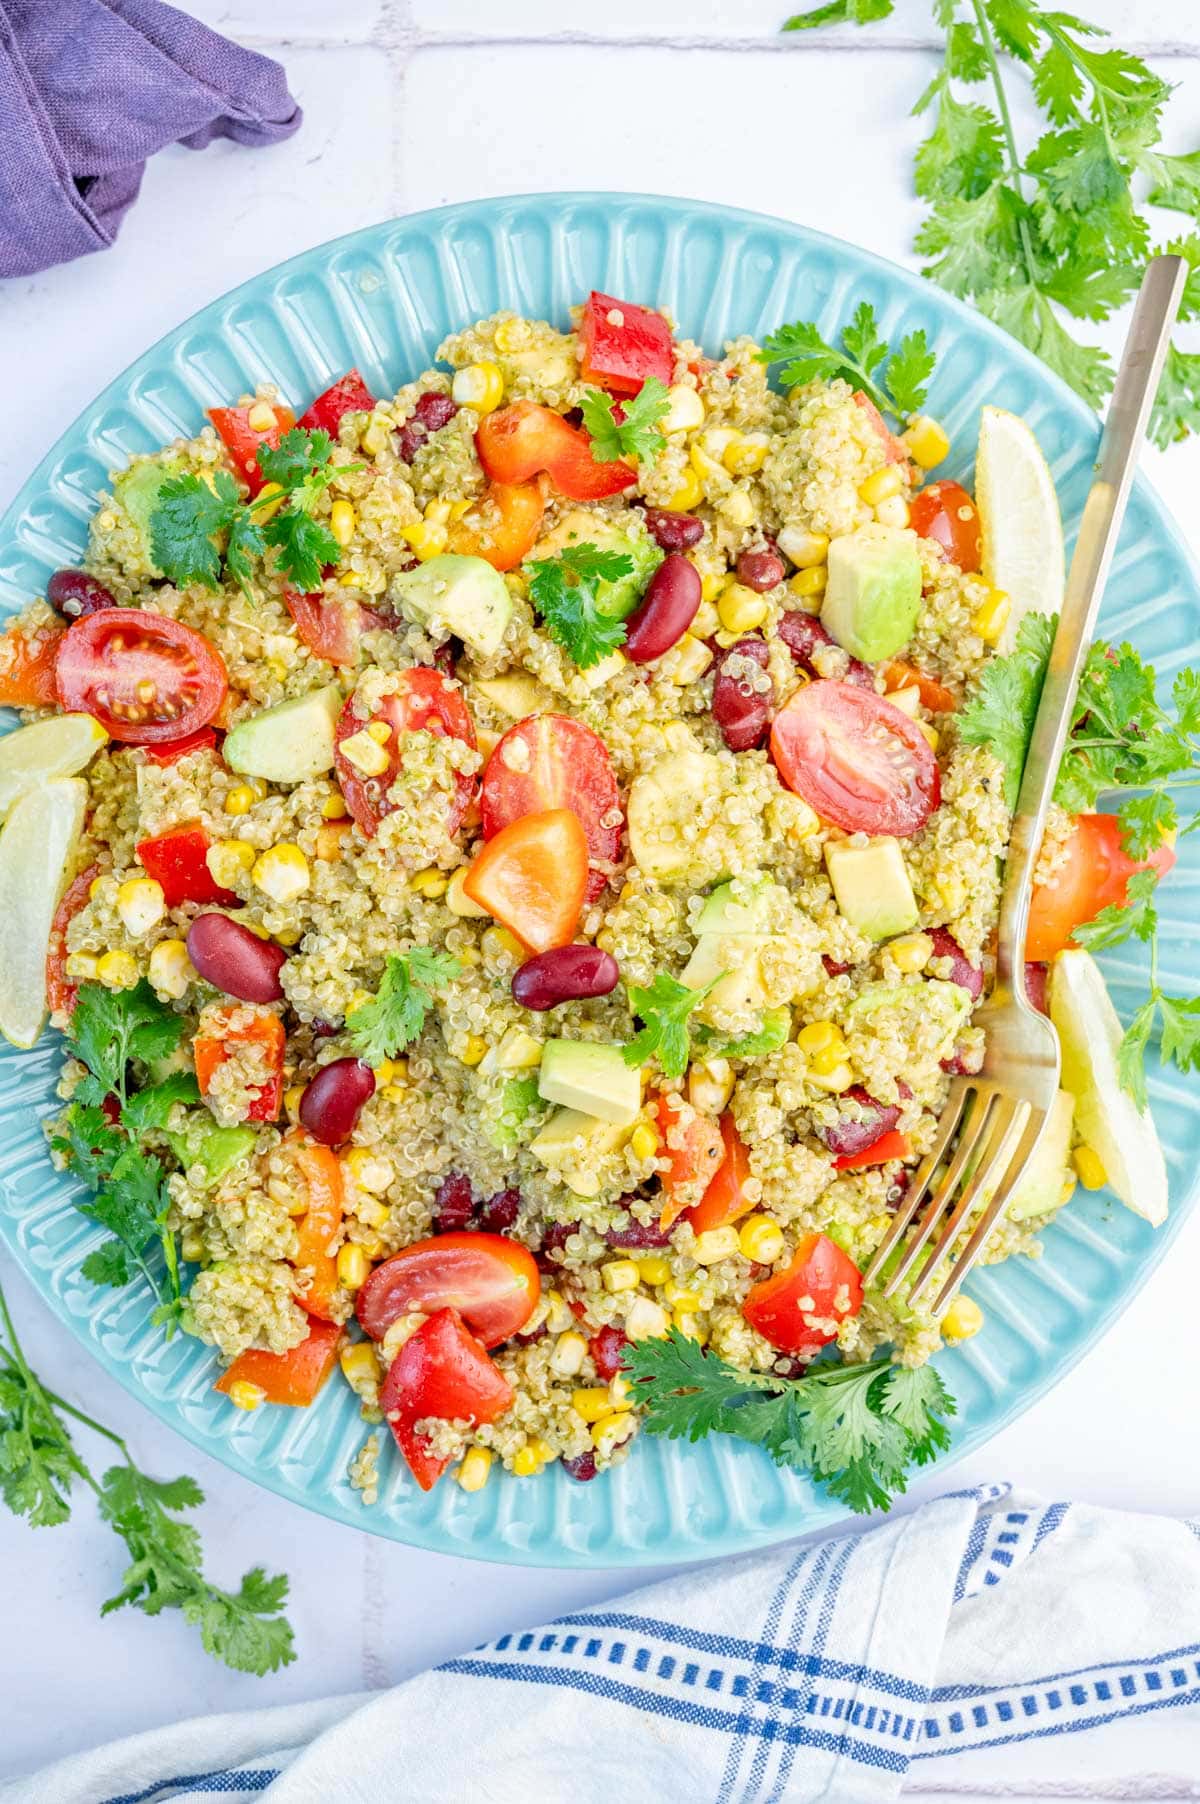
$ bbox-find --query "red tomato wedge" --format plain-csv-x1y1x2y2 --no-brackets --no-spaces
143,728,219,765
357,1231,539,1349
334,667,476,839
882,659,958,714
770,679,940,837
194,1006,285,1123
852,392,909,466
447,479,546,573
742,1232,864,1355
45,862,100,1016
687,1113,754,1235
137,823,235,908
832,1129,913,1172
216,1316,341,1408
297,369,376,436
380,1307,515,1491
0,620,63,708
56,609,227,745
579,291,674,395
655,1094,725,1230
286,589,386,668
287,1135,347,1322
462,808,588,952
1027,812,1176,962
208,401,297,497
476,401,635,502
910,480,982,573
481,713,622,903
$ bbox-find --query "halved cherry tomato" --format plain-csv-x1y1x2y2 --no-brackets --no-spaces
208,401,297,497
476,402,635,502
45,862,99,1016
334,667,476,839
852,392,909,466
832,1128,913,1172
357,1230,539,1349
481,713,622,903
137,824,236,908
882,659,958,714
297,369,376,436
143,728,219,766
193,1005,285,1123
56,609,227,745
286,589,386,668
0,619,63,708
216,1316,341,1408
287,1135,346,1322
462,808,588,953
770,679,940,837
380,1307,515,1491
687,1113,754,1235
1027,811,1176,962
742,1232,864,1355
579,291,674,395
447,479,546,573
655,1094,725,1230
910,480,982,574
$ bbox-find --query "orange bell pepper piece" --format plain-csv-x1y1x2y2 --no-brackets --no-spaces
215,1316,342,1407
288,1133,346,1321
687,1112,755,1235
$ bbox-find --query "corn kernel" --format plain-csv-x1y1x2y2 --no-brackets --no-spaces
371,1056,408,1088
886,684,922,718
340,1341,381,1388
890,932,933,974
691,1225,741,1265
225,784,256,816
630,1122,660,1163
337,1243,371,1290
482,925,524,962
608,1374,633,1409
253,480,286,523
778,527,830,569
88,875,108,901
252,843,310,904
284,1084,305,1125
941,1295,984,1342
511,1444,542,1478
718,582,768,634
657,383,704,434
690,428,738,480
667,467,703,512
549,1330,588,1378
1072,1144,1108,1190
601,1258,640,1294
451,361,505,415
591,1411,637,1458
274,926,303,948
410,866,448,899
797,1020,839,1056
859,465,904,507
323,498,356,549
115,876,165,937
147,938,193,999
96,949,139,991
674,1311,708,1343
724,432,770,476
361,417,390,458
789,566,827,601
180,1229,206,1264
338,727,391,777
492,1027,542,1071
972,588,1011,646
936,872,968,914
247,401,277,433
699,571,725,604
875,493,911,530
322,793,348,819
381,1083,408,1104
571,1386,611,1424
635,1254,672,1287
738,1215,784,1264
457,1447,493,1492
543,1290,574,1333
625,1295,670,1341
688,1056,734,1115
400,519,449,561
669,633,713,685
380,1312,426,1359
365,719,392,746
662,1281,701,1313
494,317,530,353
206,838,255,889
902,415,951,470
917,720,940,752
809,1061,854,1094
459,1034,487,1067
810,1040,850,1076
226,1380,266,1412
315,821,349,861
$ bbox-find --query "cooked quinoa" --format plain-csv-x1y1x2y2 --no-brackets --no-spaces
17,295,1062,1502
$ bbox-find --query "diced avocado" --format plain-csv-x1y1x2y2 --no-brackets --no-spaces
391,553,512,656
627,747,726,885
820,522,921,663
166,1116,257,1188
531,509,663,620
680,931,769,1021
538,1040,642,1126
718,1006,792,1058
472,673,552,718
824,837,919,941
1008,1089,1075,1222
530,1107,634,1196
694,875,775,938
482,1073,542,1152
223,684,342,784
113,459,184,575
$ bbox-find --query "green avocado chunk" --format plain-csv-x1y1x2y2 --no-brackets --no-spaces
820,522,921,662
166,1117,257,1188
223,684,342,784
694,875,775,937
391,553,512,656
113,459,184,576
1007,1089,1075,1222
537,1040,642,1126
824,837,919,941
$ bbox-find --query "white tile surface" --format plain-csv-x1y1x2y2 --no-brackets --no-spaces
3,0,1200,1785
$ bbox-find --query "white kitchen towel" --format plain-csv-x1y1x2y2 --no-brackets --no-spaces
8,1482,1200,1804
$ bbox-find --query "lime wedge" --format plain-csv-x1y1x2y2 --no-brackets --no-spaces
0,713,107,818
0,777,87,1049
974,405,1065,652
1047,947,1168,1227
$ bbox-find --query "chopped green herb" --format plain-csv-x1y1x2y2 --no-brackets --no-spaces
581,378,671,467
757,301,935,422
525,542,635,670
346,947,462,1065
621,971,721,1080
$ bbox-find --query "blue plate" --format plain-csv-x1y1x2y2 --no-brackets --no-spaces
1,195,1196,1567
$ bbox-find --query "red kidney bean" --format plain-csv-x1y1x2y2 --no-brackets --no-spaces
46,569,115,621
822,956,852,978
186,913,287,1003
478,1187,520,1232
642,507,704,552
622,554,701,663
299,1058,376,1146
563,1451,598,1482
607,1213,672,1249
777,609,874,688
712,636,772,752
589,1325,629,1380
512,945,619,1010
395,391,458,461
736,547,785,592
433,1172,476,1233
819,1085,902,1158
926,927,983,1000
536,1220,580,1272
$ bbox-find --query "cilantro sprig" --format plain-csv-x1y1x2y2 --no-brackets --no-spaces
621,971,721,1080
758,301,935,422
581,378,671,466
151,427,358,597
346,947,462,1066
783,0,1200,446
526,543,635,670
0,1279,295,1673
624,1330,955,1515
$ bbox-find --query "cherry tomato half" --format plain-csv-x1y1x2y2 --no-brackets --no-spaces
334,667,476,839
55,609,228,745
910,480,982,574
1027,812,1176,962
45,861,100,1016
297,369,376,436
380,1307,514,1491
742,1232,864,1355
462,808,588,953
770,679,940,837
286,589,386,668
481,713,622,903
357,1232,540,1349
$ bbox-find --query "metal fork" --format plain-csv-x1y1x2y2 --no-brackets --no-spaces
863,254,1187,1320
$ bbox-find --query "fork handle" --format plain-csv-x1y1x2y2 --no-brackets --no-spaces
994,254,1189,991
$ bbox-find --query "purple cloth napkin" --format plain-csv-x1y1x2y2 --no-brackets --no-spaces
0,0,301,278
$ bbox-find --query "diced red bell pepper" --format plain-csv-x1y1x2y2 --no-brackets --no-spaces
379,1307,514,1491
216,1316,342,1407
580,292,674,396
45,861,100,1016
297,370,377,436
687,1113,755,1234
136,823,236,908
742,1233,864,1355
589,1323,630,1380
194,1006,286,1123
832,1128,913,1172
208,401,297,497
143,728,219,766
476,401,635,502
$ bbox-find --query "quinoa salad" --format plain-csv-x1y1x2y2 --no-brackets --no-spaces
0,289,1177,1511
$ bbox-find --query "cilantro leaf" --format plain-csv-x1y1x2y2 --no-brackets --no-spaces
580,379,670,467
149,472,240,590
526,543,633,670
1073,869,1159,952
758,303,937,421
957,611,1053,806
621,971,720,1079
783,0,894,25
257,427,334,488
121,1073,201,1135
67,982,185,1108
80,1241,134,1288
885,330,937,415
1156,995,1200,1075
1173,667,1200,735
1117,1000,1157,1110
262,507,341,595
1117,791,1176,859
346,947,461,1065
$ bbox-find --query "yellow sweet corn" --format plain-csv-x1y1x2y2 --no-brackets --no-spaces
254,481,287,523
401,518,449,561
591,1411,637,1458
674,1311,708,1343
96,949,138,991
669,633,713,685
549,1330,588,1378
797,1020,840,1056
511,1444,542,1477
941,1295,984,1342
410,866,448,899
246,401,277,433
329,499,357,548
338,727,391,777
322,793,348,819
226,1380,266,1412
902,415,950,470
661,383,706,433
337,1243,371,1290
662,1281,701,1313
252,843,310,903
340,1341,382,1388
493,318,529,352
457,1447,493,1492
148,938,193,1000
724,432,770,475
634,1254,672,1287
778,527,829,569
571,1387,611,1424
718,583,768,634
890,932,933,974
601,1258,640,1294
625,1296,670,1341
875,494,911,529
809,1061,854,1094
206,838,256,889
858,465,904,507
283,1084,305,1125
738,1215,785,1264
225,784,257,816
446,866,488,918
543,1291,575,1334
1073,1145,1108,1190
667,467,704,512
789,566,827,601
687,1057,734,1115
482,925,524,962
972,588,1012,646
116,877,165,937
459,1035,488,1067
691,1225,741,1265
630,1121,660,1163
316,821,350,861
451,361,505,414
